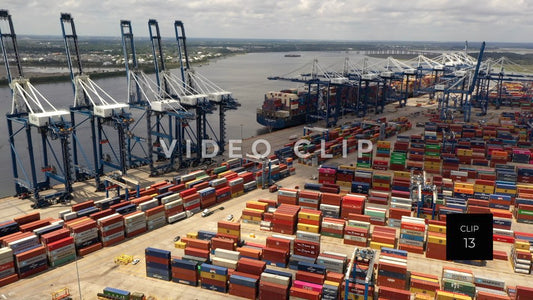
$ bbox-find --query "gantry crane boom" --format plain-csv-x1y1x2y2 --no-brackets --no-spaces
121,20,194,175
61,13,133,180
1,10,74,206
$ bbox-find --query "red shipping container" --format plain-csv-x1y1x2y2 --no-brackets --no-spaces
72,200,95,212
184,247,210,259
295,270,325,285
236,257,266,275
266,237,291,251
78,242,102,256
13,212,40,225
379,286,410,300
0,273,18,288
229,283,256,300
290,287,320,300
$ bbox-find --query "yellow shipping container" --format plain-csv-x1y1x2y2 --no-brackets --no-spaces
246,201,268,209
343,293,374,300
394,171,411,179
241,215,262,222
200,271,227,282
515,240,530,250
412,291,435,299
297,223,320,233
454,183,474,189
410,287,436,297
369,241,394,250
427,235,446,245
231,191,244,198
324,280,339,287
217,228,240,237
298,212,321,221
373,183,390,189
436,290,472,300
186,232,198,239
410,275,439,283
174,241,186,249
494,188,516,195
428,224,446,233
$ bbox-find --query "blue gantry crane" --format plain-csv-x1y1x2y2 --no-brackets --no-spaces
1,10,73,207
147,19,237,165
120,20,194,175
433,42,485,122
61,13,133,185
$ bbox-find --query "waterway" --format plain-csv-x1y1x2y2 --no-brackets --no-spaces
0,51,369,197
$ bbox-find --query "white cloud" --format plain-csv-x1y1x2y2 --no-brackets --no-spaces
2,0,533,42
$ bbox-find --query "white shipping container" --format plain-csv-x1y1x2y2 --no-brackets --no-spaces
214,249,240,261
296,230,320,243
260,272,290,286
162,194,182,205
212,256,238,269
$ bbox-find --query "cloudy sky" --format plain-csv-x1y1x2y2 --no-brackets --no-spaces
2,0,532,42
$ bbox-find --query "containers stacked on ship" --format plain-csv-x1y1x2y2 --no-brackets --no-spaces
145,247,171,281
200,263,228,293
66,217,101,256
171,258,198,286
43,228,76,267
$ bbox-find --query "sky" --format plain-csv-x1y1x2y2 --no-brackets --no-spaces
2,0,532,42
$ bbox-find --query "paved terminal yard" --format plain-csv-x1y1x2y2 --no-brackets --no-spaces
0,96,532,299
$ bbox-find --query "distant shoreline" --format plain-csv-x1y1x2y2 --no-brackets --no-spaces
0,54,238,85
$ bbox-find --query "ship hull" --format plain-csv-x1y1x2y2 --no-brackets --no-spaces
256,113,307,130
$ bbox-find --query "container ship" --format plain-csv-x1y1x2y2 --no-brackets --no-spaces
256,85,370,130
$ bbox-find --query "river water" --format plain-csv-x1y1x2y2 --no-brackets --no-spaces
0,51,368,197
